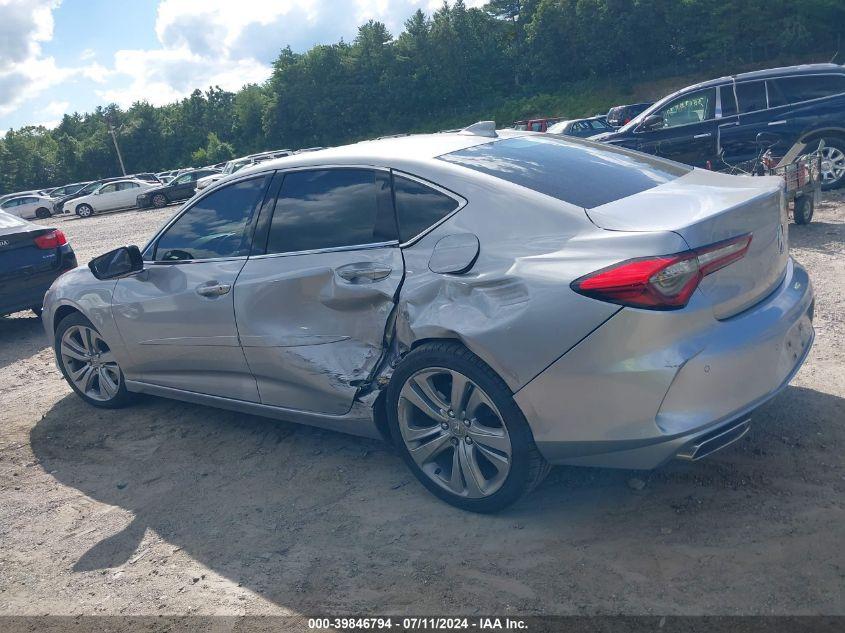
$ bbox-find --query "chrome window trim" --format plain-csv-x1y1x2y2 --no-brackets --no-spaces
248,240,400,260
392,170,467,248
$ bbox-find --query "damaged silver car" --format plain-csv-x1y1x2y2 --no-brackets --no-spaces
43,123,815,511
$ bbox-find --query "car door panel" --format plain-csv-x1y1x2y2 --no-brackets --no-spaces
112,259,259,401
235,247,402,414
637,121,717,166
111,173,271,401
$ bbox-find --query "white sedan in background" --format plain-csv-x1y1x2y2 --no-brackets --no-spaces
0,194,56,219
65,179,156,218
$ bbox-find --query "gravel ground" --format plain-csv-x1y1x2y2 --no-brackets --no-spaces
0,195,843,616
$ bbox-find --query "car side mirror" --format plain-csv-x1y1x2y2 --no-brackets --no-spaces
639,114,663,131
89,245,144,280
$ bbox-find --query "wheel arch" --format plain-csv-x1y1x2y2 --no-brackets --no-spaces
798,127,845,144
53,304,83,332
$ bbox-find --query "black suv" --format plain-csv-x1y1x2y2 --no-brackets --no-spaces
594,64,845,189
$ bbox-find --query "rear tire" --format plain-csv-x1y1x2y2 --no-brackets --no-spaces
55,312,131,409
793,195,814,225
76,204,93,218
386,341,550,513
31,306,43,318
818,137,845,190
35,207,51,219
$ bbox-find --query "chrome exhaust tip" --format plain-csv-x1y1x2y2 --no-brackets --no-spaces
677,418,751,461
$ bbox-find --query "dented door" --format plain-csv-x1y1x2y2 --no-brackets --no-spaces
234,247,403,415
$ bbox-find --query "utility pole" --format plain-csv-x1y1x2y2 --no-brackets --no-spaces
108,123,127,176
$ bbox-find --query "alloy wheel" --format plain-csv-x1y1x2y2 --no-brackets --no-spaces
397,368,512,499
152,194,168,208
820,146,845,185
59,325,121,401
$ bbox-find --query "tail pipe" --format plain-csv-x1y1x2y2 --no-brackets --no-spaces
676,418,750,461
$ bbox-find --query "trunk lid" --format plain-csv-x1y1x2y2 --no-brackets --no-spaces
0,215,61,280
586,169,788,319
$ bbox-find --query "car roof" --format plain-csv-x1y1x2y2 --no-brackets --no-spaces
241,130,517,175
681,63,845,92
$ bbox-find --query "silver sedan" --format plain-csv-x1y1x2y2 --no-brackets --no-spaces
42,124,814,511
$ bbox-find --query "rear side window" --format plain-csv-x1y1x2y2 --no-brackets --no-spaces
720,86,737,116
735,81,767,113
266,169,396,254
393,175,460,242
155,176,267,261
439,136,689,209
771,75,845,103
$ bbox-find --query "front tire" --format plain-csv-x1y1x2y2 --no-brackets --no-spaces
819,137,845,190
152,193,168,208
76,204,93,218
55,312,131,408
35,207,51,219
386,341,550,512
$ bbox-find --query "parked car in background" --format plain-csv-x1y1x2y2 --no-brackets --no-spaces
196,150,292,190
606,102,653,128
595,64,845,189
0,189,53,205
547,116,613,138
65,179,156,217
44,125,813,511
136,168,222,208
513,117,565,132
53,177,126,214
46,182,92,198
0,194,56,219
0,210,76,317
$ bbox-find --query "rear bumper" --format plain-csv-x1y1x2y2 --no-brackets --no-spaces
0,247,77,316
515,258,814,469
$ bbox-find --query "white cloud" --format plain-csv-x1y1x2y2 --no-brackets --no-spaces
0,0,108,120
101,0,488,107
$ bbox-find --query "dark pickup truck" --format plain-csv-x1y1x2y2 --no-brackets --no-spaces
593,64,845,189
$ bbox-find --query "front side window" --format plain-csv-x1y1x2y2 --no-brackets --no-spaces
735,81,767,113
174,174,194,185
266,169,395,254
154,176,267,261
117,182,139,191
100,184,117,194
655,88,715,128
393,175,460,242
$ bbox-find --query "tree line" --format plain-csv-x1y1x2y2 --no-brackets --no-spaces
1,0,843,195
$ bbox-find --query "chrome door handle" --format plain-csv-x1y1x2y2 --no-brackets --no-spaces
336,263,392,283
693,133,712,139
768,120,788,126
196,282,231,297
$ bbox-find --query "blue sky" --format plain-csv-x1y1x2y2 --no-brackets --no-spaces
0,0,486,131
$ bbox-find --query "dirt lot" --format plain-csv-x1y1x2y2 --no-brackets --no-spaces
1,196,843,617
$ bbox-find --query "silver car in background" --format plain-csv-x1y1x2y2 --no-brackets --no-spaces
42,124,814,511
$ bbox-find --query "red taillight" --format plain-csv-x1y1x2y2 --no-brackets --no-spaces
33,229,68,249
572,234,752,310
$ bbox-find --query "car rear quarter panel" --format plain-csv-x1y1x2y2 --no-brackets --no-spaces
388,161,690,392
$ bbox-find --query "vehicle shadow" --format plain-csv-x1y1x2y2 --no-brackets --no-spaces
29,384,844,612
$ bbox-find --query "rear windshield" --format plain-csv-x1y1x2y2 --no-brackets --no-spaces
438,136,690,209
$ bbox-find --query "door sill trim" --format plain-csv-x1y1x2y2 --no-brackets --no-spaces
125,380,382,439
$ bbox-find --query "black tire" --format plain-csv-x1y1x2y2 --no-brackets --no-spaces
386,341,550,513
31,306,43,318
35,207,51,219
818,136,845,191
76,204,93,218
152,193,168,208
793,195,814,225
54,312,132,409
